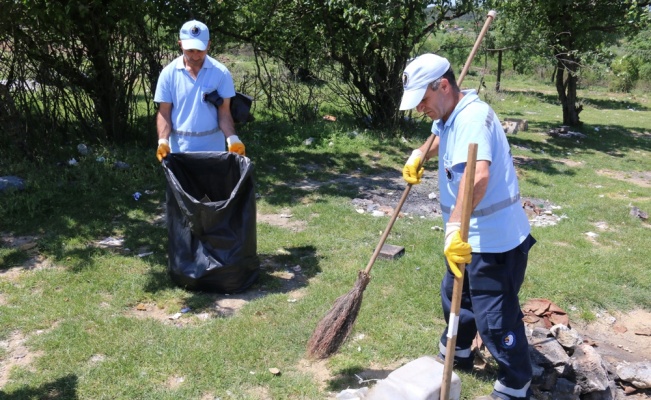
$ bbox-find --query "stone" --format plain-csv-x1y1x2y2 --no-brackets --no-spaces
616,361,651,389
571,343,610,393
550,324,583,350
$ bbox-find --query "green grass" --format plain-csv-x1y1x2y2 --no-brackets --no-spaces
1,78,650,399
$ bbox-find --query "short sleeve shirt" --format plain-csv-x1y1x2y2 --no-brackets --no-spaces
433,90,530,253
154,55,236,152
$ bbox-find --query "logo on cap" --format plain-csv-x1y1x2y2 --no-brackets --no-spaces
190,25,201,37
402,73,409,89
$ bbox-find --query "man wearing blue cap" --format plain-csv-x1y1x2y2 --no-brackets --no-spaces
154,20,245,161
400,53,536,400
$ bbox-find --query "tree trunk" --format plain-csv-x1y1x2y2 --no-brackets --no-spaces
554,58,581,126
496,50,502,92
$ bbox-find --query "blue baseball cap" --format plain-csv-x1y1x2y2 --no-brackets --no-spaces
179,20,209,51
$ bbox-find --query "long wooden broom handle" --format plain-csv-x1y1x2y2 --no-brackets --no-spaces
413,9,497,190
440,143,478,399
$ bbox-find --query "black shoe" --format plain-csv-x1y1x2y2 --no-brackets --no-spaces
437,352,475,372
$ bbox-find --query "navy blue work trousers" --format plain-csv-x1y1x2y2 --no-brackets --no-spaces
440,234,536,393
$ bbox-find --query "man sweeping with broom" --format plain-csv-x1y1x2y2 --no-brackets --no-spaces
400,53,536,400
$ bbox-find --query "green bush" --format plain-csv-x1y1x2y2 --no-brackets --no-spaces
609,55,640,92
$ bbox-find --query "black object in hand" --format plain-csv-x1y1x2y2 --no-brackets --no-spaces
203,90,224,107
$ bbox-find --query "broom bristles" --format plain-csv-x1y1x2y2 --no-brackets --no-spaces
306,271,371,359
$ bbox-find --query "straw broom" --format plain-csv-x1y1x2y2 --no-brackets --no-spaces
306,10,497,359
306,184,413,359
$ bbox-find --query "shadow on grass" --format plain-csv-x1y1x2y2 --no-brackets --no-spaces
0,374,78,399
141,245,320,314
498,89,650,111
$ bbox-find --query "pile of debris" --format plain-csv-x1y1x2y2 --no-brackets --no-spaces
547,126,587,139
473,299,651,399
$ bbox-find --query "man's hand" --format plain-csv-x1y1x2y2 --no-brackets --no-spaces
157,138,170,162
443,222,472,278
403,149,424,184
227,135,246,156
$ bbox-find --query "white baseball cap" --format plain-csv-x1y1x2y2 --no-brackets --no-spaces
399,54,451,110
179,20,209,51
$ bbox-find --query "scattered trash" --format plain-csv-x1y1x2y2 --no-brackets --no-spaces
323,115,337,122
133,192,142,201
0,176,26,192
303,137,314,146
287,298,297,303
585,231,599,238
431,226,443,231
180,307,191,313
97,237,124,248
269,368,281,376
428,192,437,199
547,126,587,139
169,312,182,320
96,156,106,162
630,206,648,221
137,251,153,257
135,303,147,311
371,210,385,217
279,213,293,218
77,143,89,155
68,158,78,166
292,265,302,272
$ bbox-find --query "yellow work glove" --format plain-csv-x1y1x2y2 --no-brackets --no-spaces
227,135,246,156
443,222,472,278
157,138,170,162
403,149,424,185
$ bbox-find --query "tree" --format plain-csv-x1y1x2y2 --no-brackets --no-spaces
1,0,168,152
489,0,650,126
191,0,482,129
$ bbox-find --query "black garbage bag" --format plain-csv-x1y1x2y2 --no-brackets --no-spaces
162,152,259,293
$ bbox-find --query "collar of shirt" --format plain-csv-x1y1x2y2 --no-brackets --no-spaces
433,89,480,133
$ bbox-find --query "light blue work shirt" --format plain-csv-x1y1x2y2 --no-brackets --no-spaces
433,90,530,253
154,55,236,152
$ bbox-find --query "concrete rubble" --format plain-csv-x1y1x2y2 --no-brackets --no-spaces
335,300,650,399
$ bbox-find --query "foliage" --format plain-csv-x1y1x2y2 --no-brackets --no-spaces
609,55,641,92
489,0,651,126
199,0,483,129
0,0,170,156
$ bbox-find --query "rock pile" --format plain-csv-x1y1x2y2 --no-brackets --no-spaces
473,299,651,399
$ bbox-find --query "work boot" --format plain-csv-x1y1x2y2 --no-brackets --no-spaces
436,352,475,372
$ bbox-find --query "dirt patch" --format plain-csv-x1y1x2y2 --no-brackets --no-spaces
257,209,308,232
573,309,651,365
0,234,59,282
597,169,651,188
305,169,565,227
0,331,45,388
